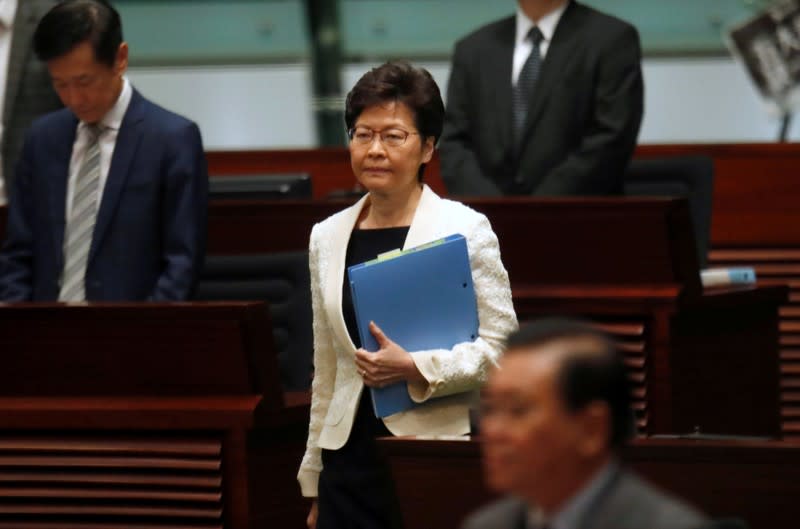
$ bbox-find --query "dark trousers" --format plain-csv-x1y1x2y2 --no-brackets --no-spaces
317,390,404,529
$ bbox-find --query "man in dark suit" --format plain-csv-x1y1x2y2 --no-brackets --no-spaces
440,0,644,196
0,0,62,203
0,0,207,301
463,318,706,529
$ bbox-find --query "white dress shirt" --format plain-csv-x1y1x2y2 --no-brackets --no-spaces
65,77,132,217
0,0,18,203
512,1,569,86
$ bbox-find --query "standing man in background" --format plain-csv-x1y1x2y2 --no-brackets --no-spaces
440,0,644,196
0,0,62,204
0,0,208,301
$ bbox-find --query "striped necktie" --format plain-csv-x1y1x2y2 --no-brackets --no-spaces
512,26,545,141
59,125,103,302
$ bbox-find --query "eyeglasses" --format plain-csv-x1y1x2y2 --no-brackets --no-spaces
348,126,419,147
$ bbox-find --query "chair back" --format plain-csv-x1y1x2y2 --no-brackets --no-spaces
195,252,313,390
624,156,714,268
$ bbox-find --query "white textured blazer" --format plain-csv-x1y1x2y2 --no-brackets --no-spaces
297,185,518,497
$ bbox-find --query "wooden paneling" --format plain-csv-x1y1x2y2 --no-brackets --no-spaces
204,143,800,209
0,435,223,527
379,436,800,529
514,285,785,437
0,395,310,529
208,197,702,288
0,302,311,529
594,319,649,431
710,249,800,439
0,303,282,409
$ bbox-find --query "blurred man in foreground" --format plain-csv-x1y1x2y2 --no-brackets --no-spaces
464,318,706,529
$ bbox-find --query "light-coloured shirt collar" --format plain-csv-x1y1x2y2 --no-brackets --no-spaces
529,459,619,529
516,1,569,46
80,76,132,134
0,0,18,29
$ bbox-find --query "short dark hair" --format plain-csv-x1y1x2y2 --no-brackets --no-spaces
33,0,123,67
506,318,634,451
344,61,444,182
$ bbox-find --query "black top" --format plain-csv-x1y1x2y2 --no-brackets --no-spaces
342,227,409,347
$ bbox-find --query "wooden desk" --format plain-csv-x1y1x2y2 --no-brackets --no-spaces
514,285,785,437
379,436,800,529
1,196,785,436
0,302,309,529
203,143,800,207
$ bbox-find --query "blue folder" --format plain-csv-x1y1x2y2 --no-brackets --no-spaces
347,233,479,418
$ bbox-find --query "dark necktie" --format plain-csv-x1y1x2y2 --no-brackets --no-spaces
512,26,545,140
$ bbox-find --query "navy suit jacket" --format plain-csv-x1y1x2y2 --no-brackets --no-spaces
0,89,208,301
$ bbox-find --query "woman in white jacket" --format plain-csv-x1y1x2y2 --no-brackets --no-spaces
299,61,518,529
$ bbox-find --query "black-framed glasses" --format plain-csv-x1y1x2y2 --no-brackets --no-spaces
347,126,419,147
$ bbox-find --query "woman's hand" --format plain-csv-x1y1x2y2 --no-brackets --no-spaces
355,321,425,387
306,499,318,529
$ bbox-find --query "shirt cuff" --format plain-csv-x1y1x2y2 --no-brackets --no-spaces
407,350,444,403
297,468,320,498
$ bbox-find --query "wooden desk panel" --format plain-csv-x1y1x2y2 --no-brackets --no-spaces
0,396,309,529
3,142,800,243
633,143,800,246
514,285,785,437
379,436,800,529
0,303,310,529
0,302,283,409
204,143,800,227
2,142,800,232
208,197,701,288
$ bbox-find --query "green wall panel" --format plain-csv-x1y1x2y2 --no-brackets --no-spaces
340,1,510,59
115,0,310,65
581,0,754,55
114,0,762,65
341,0,756,58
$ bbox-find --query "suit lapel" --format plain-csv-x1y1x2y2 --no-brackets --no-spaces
88,89,146,265
3,2,43,127
403,185,442,249
521,1,582,139
324,193,370,354
48,114,79,270
324,186,442,352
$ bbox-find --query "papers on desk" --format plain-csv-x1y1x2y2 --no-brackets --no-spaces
348,234,479,418
700,267,757,288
